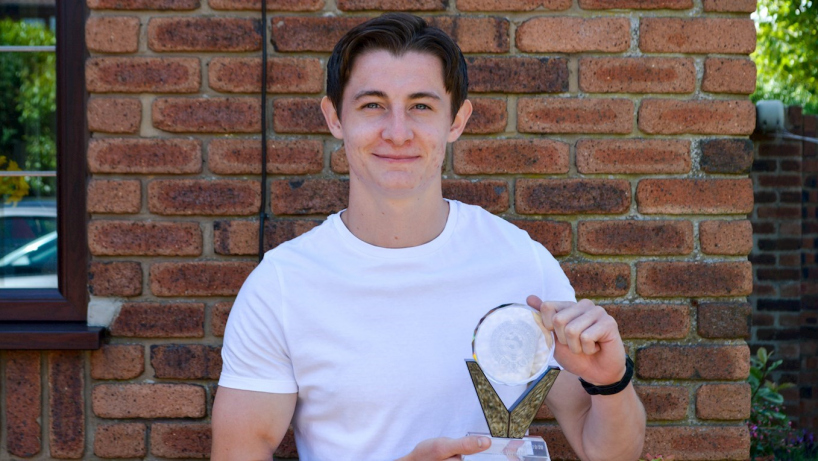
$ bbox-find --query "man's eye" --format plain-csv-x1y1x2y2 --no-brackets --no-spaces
414,104,431,110
362,103,380,109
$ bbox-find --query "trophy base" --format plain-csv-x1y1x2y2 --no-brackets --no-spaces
461,434,550,461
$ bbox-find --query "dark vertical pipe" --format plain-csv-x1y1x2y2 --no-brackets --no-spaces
258,0,268,262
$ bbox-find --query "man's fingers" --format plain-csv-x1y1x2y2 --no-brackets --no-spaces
420,436,491,459
561,311,599,354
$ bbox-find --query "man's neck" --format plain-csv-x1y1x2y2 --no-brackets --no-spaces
341,187,450,249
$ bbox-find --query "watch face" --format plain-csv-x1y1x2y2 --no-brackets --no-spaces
472,303,555,386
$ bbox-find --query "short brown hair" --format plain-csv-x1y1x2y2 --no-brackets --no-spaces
326,13,468,121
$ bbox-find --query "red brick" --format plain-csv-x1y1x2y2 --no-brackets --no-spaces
213,219,321,255
87,98,141,133
331,147,349,173
273,97,328,134
579,57,695,94
92,384,206,418
518,98,633,134
467,57,567,93
509,220,572,256
210,0,323,10
457,0,570,11
5,351,41,458
87,0,200,9
151,344,222,379
87,179,141,214
636,344,749,380
148,17,261,52
576,139,690,174
697,302,751,339
516,17,630,53
700,138,754,174
703,0,756,12
424,16,510,53
87,138,202,174
639,18,756,54
643,426,749,460
465,98,507,134
271,16,366,52
560,263,630,297
636,178,754,214
88,221,202,256
578,220,692,256
638,99,755,135
700,220,752,255
48,351,84,459
86,16,139,53
757,174,802,187
110,302,204,338
580,0,691,8
147,179,261,215
759,141,801,157
151,423,212,458
516,179,631,215
271,179,349,215
150,262,256,297
637,261,753,297
703,58,756,94
88,261,143,297
91,344,145,380
603,304,690,339
208,57,323,94
442,179,509,213
757,206,800,219
338,0,445,10
152,97,261,133
94,423,146,458
211,302,233,337
209,138,323,175
453,139,569,175
696,383,750,420
86,57,200,93
635,385,689,421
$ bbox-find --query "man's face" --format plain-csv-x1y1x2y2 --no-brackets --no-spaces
321,49,471,200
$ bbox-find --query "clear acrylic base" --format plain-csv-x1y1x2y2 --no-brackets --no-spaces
461,434,550,461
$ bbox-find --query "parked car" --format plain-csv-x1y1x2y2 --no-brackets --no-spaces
0,201,58,288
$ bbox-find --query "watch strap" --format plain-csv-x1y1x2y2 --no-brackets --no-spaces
578,356,634,396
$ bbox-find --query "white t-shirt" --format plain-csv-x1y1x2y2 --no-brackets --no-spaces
220,200,576,461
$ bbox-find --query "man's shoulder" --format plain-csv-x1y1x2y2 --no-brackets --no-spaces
453,200,533,243
262,214,337,260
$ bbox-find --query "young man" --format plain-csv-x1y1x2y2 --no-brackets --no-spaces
212,13,646,461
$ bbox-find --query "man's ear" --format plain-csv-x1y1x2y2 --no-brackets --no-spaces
320,96,344,140
447,99,473,143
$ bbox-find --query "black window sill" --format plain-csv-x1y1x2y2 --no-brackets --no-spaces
0,322,103,350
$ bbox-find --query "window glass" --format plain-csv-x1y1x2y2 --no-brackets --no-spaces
0,0,58,289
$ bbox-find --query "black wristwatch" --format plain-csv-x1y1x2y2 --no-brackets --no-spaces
578,356,634,396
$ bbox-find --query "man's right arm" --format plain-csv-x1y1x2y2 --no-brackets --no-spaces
211,387,297,460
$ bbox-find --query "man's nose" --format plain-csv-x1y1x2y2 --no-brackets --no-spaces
381,110,413,145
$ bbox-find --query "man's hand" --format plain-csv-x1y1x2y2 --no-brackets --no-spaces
527,295,626,386
397,436,491,461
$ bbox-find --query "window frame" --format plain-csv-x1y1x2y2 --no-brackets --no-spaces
0,0,101,349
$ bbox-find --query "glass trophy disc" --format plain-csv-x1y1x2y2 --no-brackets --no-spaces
472,303,555,386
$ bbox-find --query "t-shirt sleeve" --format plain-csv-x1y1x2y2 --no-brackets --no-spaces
219,257,298,394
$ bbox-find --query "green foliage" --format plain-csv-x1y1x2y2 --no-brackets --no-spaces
748,347,818,460
0,18,57,202
751,0,818,115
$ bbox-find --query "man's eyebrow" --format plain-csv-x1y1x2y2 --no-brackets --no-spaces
408,92,441,101
353,90,387,100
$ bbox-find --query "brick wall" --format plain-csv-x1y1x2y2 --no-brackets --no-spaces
750,106,818,431
0,0,759,458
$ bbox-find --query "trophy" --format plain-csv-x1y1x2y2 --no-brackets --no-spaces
463,303,560,461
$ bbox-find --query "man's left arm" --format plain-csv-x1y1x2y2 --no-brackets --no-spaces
528,296,646,461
